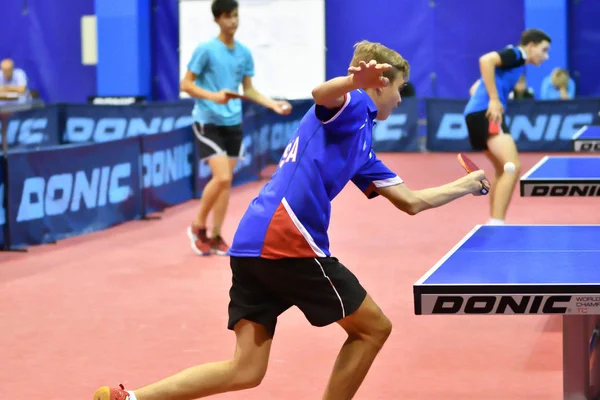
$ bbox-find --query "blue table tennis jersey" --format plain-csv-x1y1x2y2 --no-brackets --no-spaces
464,45,527,116
229,89,403,259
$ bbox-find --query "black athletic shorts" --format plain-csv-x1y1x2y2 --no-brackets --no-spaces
192,122,244,160
465,110,509,151
227,256,367,337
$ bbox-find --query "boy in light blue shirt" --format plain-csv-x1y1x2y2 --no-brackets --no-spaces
180,0,292,257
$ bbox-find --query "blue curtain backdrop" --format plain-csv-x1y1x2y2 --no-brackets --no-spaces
1,0,598,103
0,0,96,102
325,0,525,98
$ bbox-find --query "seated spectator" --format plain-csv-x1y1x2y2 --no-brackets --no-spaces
0,58,29,105
509,75,534,99
540,67,575,100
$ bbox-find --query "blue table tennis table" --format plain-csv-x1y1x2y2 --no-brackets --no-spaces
520,155,600,197
573,126,600,153
414,225,600,400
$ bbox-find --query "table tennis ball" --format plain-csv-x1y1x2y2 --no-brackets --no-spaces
504,162,516,174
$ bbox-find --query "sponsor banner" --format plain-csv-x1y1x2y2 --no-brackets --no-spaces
62,102,194,144
140,128,195,214
1,104,62,150
7,139,141,247
426,98,600,152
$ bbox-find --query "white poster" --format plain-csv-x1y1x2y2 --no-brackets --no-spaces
178,0,325,100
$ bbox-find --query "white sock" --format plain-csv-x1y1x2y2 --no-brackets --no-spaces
126,391,138,400
487,218,505,225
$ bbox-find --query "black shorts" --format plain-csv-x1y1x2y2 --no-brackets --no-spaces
192,123,244,160
465,110,509,151
227,256,367,337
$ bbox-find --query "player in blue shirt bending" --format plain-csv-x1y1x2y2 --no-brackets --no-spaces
94,41,487,400
464,29,551,225
180,0,292,257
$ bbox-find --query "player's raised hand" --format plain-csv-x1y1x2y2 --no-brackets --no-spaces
348,60,392,89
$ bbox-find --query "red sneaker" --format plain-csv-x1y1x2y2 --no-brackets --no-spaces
186,225,211,256
93,384,130,400
210,235,230,256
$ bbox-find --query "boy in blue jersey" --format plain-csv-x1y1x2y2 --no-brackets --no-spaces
464,29,551,225
181,0,292,256
94,41,487,400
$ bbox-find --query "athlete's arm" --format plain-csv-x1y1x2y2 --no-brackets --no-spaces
242,76,278,109
376,173,486,215
312,75,360,109
480,47,525,123
0,84,26,94
180,70,227,103
240,50,291,115
479,51,502,102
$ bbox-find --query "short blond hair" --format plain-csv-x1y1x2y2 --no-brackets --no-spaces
551,68,569,89
349,40,410,83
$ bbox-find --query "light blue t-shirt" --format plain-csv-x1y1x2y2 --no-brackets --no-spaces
540,75,576,100
187,38,254,126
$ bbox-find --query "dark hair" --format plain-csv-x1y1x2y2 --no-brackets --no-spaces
520,29,551,46
211,0,238,18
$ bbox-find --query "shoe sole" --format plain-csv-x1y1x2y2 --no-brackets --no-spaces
93,386,111,400
186,227,211,256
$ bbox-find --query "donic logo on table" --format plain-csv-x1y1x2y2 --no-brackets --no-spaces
16,163,133,222
436,113,594,140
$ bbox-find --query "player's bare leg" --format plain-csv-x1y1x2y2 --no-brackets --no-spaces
194,154,233,229
125,320,272,400
322,294,392,400
484,149,504,219
486,133,521,222
210,158,238,237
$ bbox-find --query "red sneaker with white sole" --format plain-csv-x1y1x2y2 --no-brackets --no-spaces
209,235,230,255
186,225,211,256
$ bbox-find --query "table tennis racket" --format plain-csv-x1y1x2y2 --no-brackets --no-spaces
223,90,253,102
457,153,490,195
489,120,501,135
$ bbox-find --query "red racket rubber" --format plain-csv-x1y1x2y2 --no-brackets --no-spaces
489,120,501,135
457,153,490,195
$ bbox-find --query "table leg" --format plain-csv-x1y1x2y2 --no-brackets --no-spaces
563,315,600,400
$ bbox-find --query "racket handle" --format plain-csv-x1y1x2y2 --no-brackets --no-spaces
481,178,490,195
